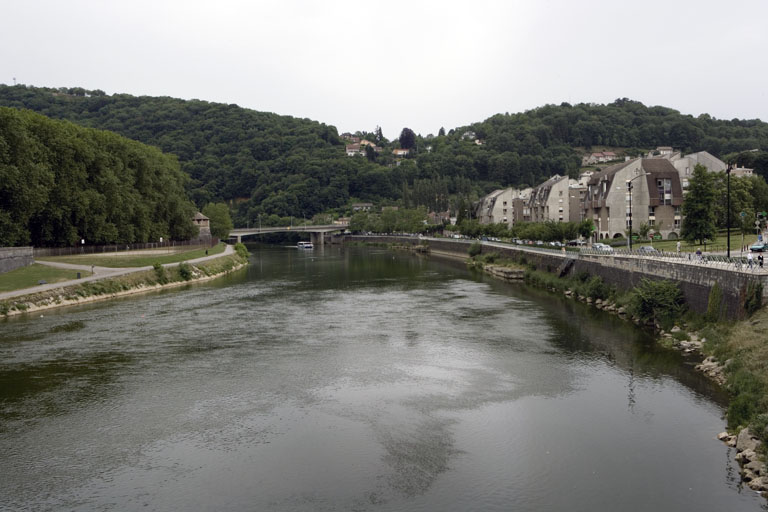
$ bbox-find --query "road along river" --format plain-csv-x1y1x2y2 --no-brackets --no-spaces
0,245,762,511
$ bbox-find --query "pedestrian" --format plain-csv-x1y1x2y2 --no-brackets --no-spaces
748,251,754,269
696,248,702,261
759,254,764,269
676,241,681,255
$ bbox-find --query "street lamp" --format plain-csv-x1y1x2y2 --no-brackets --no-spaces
626,173,649,250
726,164,733,258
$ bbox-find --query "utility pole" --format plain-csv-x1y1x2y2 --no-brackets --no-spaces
727,164,732,258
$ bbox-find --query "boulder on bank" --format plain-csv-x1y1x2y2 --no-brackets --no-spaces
736,428,762,454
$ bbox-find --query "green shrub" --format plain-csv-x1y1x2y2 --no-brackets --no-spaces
153,262,168,285
627,278,685,326
744,281,763,316
706,282,724,322
727,368,766,429
178,262,193,281
468,242,482,257
234,242,249,260
584,276,610,300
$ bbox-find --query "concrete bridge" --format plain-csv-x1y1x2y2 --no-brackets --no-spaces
229,224,349,245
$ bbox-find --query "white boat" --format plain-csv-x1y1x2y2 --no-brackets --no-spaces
297,241,314,249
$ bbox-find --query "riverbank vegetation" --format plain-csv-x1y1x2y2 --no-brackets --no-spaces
0,244,248,317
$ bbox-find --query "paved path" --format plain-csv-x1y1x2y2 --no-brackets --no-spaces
0,244,235,301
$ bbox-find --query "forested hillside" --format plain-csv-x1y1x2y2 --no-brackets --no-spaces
2,86,768,226
0,107,197,246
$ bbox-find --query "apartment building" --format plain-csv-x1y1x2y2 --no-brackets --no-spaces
584,158,683,241
476,187,532,227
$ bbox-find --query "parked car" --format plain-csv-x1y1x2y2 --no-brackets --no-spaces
592,243,614,252
637,245,658,253
749,242,767,252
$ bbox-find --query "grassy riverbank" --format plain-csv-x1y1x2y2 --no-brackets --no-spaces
36,243,226,268
0,245,248,317
0,264,92,292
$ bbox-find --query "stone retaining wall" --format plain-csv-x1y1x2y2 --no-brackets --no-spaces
0,247,33,274
348,236,767,319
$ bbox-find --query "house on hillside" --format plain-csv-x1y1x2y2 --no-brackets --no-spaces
582,151,620,166
352,203,373,212
346,143,362,156
392,148,410,157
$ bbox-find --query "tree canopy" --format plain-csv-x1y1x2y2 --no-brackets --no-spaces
0,107,197,246
2,86,768,226
202,202,233,239
681,164,717,244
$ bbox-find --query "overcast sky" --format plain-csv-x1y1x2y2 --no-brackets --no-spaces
3,0,767,140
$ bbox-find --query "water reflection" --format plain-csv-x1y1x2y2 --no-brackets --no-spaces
0,245,762,511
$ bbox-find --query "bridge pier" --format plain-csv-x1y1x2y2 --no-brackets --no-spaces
311,232,324,247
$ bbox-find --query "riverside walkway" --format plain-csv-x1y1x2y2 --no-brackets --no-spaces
0,244,234,301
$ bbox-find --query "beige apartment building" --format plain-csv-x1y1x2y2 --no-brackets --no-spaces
584,158,683,241
476,187,532,227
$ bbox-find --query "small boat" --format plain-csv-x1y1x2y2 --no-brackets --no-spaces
297,241,314,249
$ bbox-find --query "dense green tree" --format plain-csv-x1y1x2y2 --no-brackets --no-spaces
202,202,233,239
681,164,717,244
399,127,416,150
0,107,196,246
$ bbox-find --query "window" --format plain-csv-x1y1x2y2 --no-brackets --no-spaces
674,218,681,229
674,206,681,217
657,179,672,205
649,218,655,226
649,206,655,217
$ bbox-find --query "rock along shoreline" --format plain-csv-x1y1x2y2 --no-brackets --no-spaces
471,260,767,496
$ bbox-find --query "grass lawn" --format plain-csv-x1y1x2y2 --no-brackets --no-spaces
610,233,760,253
36,243,226,268
0,264,92,292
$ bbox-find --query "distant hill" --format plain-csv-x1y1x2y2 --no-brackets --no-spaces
2,86,768,223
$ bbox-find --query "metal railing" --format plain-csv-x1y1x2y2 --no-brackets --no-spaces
33,238,219,258
579,247,767,274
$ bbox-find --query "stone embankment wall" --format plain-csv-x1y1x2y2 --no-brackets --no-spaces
349,236,767,319
0,247,33,274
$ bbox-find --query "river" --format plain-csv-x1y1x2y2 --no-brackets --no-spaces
0,244,764,511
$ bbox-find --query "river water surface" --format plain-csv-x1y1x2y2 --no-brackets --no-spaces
0,245,764,511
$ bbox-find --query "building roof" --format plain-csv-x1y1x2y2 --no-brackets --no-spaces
194,212,209,221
